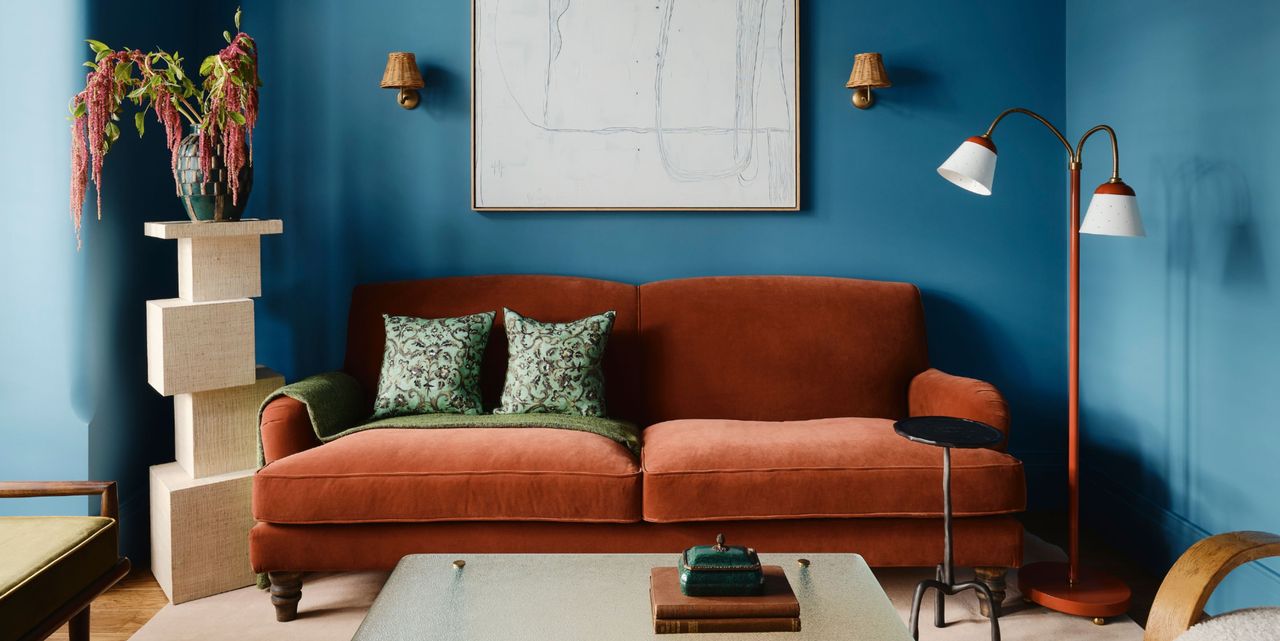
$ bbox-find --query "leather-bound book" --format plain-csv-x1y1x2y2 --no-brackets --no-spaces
650,565,800,619
653,615,801,634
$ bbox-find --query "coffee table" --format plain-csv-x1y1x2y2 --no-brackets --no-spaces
353,553,912,640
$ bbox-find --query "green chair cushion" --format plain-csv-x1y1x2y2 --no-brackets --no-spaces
0,516,118,641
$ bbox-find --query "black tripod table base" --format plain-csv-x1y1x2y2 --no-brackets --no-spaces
909,573,1001,641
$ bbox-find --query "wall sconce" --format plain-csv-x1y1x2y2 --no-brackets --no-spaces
381,52,424,109
846,53,891,109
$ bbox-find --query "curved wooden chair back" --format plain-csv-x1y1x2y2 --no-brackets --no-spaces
1144,531,1280,641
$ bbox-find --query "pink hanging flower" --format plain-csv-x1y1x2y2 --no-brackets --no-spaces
66,10,260,247
199,31,260,205
69,100,88,248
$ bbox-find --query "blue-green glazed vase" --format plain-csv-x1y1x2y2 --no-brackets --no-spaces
175,125,253,222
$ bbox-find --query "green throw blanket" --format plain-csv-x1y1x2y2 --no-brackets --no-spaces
256,371,642,467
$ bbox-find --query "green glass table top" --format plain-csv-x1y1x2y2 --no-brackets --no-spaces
353,553,912,640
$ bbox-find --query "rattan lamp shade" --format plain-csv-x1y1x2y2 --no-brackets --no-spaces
846,53,891,89
381,52,424,89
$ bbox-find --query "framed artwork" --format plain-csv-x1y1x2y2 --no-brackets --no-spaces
472,0,799,211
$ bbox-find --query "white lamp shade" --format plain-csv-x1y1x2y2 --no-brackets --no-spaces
937,136,998,195
1081,181,1145,237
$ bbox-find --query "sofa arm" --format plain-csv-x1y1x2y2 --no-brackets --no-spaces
259,371,369,465
261,397,323,464
908,368,1010,449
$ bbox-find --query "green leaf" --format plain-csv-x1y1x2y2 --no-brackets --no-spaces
73,101,87,118
199,55,216,76
95,49,111,62
234,7,242,30
228,111,246,125
223,30,232,44
105,121,120,142
134,111,146,137
86,39,110,54
82,60,98,69
127,84,148,99
114,61,133,82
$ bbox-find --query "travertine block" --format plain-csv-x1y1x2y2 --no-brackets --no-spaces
178,235,262,302
147,298,255,396
150,463,255,603
176,366,284,478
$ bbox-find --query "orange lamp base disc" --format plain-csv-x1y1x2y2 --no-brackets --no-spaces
1018,561,1131,618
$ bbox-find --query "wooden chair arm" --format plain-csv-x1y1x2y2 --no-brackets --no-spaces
1144,531,1280,641
0,481,119,522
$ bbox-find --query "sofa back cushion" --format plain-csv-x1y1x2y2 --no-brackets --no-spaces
345,275,643,421
637,276,929,423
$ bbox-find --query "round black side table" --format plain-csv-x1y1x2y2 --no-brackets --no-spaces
894,416,1004,641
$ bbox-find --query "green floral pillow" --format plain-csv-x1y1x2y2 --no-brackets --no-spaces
371,312,494,419
496,308,616,417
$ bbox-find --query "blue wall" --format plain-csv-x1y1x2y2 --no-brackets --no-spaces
0,0,237,557
76,0,241,564
5,0,1071,562
250,0,1071,502
10,0,1279,615
1069,0,1280,613
0,1,88,517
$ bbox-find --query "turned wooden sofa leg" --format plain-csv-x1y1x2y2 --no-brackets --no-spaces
269,572,303,622
974,567,1008,617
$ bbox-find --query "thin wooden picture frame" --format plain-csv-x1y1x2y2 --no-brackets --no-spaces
470,0,801,212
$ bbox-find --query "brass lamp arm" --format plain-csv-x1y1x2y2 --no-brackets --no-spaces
1075,124,1121,181
983,107,1075,160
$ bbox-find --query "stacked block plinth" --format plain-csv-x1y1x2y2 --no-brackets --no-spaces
179,235,262,302
175,366,284,478
147,298,255,395
145,219,283,603
150,464,255,604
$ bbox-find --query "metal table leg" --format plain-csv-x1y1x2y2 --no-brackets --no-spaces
908,446,1002,641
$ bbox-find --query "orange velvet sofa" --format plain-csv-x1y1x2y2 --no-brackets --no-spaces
252,275,1024,621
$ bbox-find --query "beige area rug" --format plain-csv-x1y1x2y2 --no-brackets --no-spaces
130,535,1143,640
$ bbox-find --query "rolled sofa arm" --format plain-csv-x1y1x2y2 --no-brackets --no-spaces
261,397,323,464
259,371,369,465
908,368,1010,449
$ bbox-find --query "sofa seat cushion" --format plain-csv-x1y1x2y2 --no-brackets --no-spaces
641,418,1025,522
254,428,642,524
0,516,118,641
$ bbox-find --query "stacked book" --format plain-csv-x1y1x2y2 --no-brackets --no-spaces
649,566,801,633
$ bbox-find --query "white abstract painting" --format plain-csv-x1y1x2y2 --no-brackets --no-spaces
472,0,798,210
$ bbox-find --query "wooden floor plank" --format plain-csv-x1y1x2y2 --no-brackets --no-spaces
45,569,167,641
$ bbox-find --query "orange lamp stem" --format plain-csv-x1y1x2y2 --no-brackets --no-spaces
1068,163,1081,586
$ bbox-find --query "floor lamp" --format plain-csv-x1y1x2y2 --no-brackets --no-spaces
936,107,1144,624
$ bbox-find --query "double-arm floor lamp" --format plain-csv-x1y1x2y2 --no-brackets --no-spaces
937,108,1144,623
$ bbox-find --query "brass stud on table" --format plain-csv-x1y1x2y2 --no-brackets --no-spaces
452,559,465,569
797,558,810,568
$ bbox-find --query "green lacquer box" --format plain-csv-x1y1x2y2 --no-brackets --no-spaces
679,534,765,596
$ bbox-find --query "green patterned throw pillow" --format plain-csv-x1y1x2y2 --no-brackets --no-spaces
371,312,495,419
496,308,616,417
